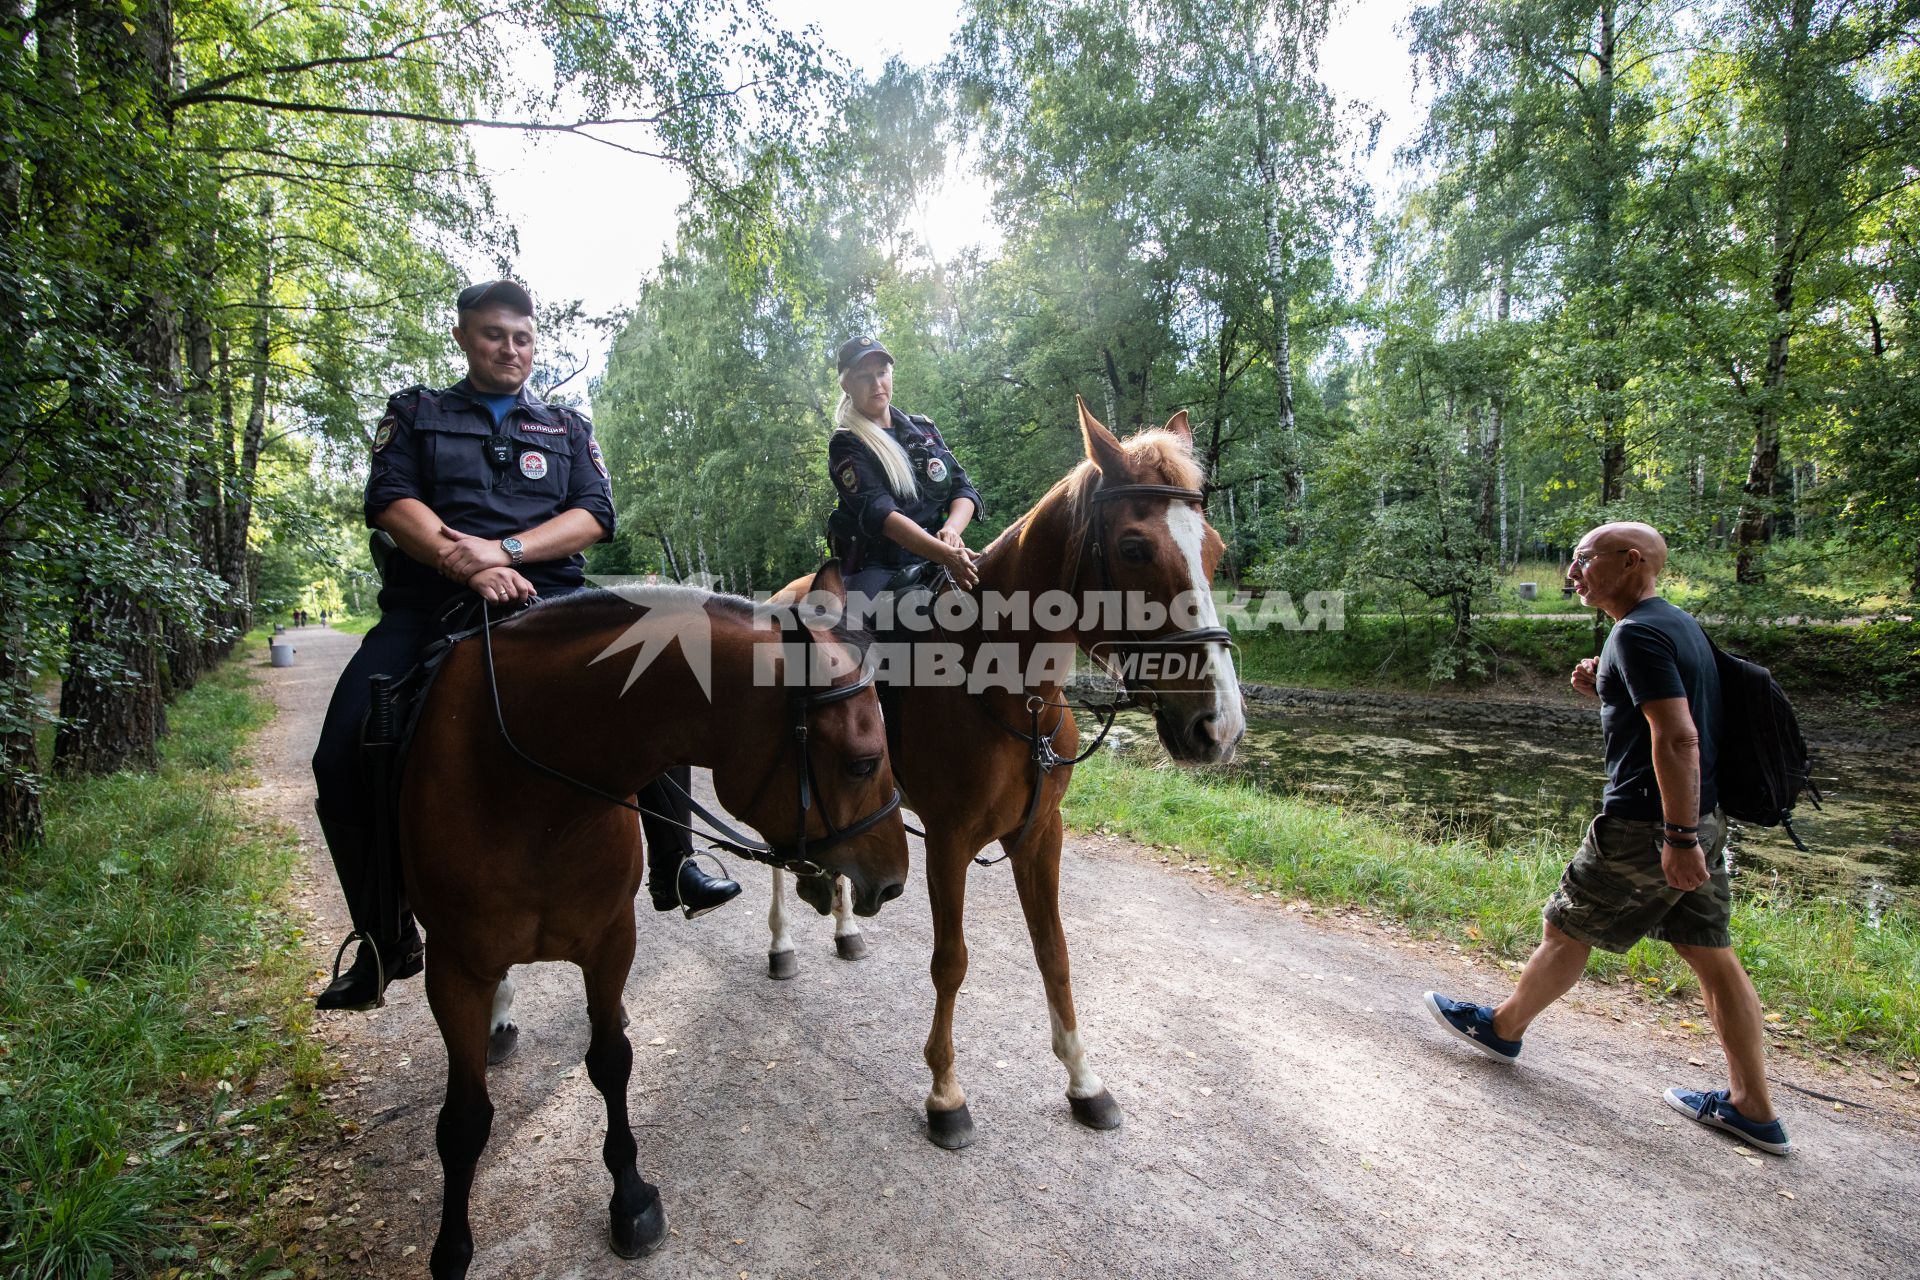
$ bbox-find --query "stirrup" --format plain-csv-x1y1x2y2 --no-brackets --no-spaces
677,849,739,920
328,929,390,1009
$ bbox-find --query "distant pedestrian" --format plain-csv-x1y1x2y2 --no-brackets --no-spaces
1423,520,1788,1155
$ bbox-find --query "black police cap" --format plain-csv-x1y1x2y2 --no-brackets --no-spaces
457,279,535,318
836,334,894,375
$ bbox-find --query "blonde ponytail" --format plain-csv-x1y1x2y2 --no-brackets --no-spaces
834,391,918,502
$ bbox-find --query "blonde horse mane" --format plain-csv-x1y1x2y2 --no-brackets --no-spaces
981,428,1206,591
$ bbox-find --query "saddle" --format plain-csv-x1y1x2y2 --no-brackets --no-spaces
355,602,478,946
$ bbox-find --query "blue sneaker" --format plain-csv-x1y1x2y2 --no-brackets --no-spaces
1423,991,1522,1061
1664,1087,1790,1155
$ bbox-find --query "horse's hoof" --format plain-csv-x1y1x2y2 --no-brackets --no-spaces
768,950,798,981
926,1103,975,1150
1069,1089,1123,1131
610,1194,668,1259
486,1021,520,1066
834,933,869,961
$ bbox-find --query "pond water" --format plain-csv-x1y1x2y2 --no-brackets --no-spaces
1100,697,1920,911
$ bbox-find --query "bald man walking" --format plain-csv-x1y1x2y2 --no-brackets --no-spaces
1424,521,1789,1155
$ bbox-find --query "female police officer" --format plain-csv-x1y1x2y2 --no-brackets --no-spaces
826,336,983,622
311,280,738,1013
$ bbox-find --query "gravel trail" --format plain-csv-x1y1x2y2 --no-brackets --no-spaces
248,625,1919,1280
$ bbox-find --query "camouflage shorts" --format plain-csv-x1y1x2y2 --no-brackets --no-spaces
1543,809,1731,954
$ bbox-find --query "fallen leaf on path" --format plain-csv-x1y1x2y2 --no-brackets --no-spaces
881,1187,894,1198
1778,1190,1795,1200
648,1036,666,1046
1688,1057,1706,1067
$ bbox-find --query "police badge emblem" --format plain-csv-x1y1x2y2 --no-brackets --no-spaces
372,417,395,453
925,456,949,483
836,462,859,492
588,438,609,478
518,450,548,480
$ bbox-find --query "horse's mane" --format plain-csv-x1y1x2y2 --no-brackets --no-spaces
982,428,1206,586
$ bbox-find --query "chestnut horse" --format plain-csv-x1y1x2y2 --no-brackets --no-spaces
401,567,909,1277
773,398,1245,1148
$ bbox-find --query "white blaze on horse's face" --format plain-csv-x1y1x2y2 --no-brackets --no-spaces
1163,503,1245,763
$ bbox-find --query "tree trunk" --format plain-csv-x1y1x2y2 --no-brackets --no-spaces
222,194,273,632
54,0,179,776
1733,0,1811,586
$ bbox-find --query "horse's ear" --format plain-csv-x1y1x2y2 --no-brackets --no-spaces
1077,394,1130,478
814,558,847,606
1163,409,1193,450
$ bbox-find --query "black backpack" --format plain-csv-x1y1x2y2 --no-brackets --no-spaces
1707,637,1823,850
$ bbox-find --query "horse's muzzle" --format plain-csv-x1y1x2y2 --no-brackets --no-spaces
852,875,906,918
1159,705,1244,766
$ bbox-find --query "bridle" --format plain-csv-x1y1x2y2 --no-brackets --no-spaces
478,599,901,880
1074,482,1234,711
952,478,1235,865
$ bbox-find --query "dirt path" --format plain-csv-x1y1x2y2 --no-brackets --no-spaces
250,626,1919,1280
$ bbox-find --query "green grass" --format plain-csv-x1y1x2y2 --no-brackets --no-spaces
1062,752,1920,1066
326,614,375,637
1233,607,1919,701
0,658,332,1279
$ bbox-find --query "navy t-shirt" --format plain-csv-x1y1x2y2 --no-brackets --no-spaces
1596,597,1721,820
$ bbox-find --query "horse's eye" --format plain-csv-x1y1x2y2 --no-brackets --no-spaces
1118,538,1152,564
846,755,880,779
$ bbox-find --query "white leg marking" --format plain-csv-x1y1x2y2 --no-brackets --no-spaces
1049,1006,1105,1099
831,875,862,939
1165,505,1247,746
490,968,517,1034
768,868,794,957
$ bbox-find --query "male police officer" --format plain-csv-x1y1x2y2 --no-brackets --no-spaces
310,280,739,1012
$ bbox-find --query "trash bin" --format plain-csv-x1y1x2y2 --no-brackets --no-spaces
270,642,295,668
1517,582,1537,601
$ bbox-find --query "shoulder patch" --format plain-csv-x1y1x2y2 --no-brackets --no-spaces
372,416,395,453
907,413,934,429
588,437,609,478
835,461,860,494
385,384,427,424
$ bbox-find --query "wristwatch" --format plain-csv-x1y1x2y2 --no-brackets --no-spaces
500,536,525,566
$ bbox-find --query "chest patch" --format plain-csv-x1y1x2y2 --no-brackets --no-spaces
519,421,568,436
518,450,549,480
925,456,949,484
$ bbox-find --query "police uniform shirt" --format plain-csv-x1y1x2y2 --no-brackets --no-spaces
364,378,616,606
828,407,983,568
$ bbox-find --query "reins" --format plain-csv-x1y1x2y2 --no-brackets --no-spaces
926,478,1232,867
477,598,901,879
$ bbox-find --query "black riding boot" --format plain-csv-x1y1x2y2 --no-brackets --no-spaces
314,805,424,1010
649,856,743,919
316,924,425,1011
640,770,739,918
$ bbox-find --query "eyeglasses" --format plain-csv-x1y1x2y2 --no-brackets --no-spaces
1569,548,1633,570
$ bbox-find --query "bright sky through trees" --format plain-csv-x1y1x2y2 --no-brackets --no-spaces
464,0,1425,393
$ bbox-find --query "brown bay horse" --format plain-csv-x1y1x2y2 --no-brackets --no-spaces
400,566,909,1277
774,399,1246,1148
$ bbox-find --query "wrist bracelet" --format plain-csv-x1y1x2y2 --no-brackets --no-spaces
1663,821,1699,833
1663,834,1700,849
